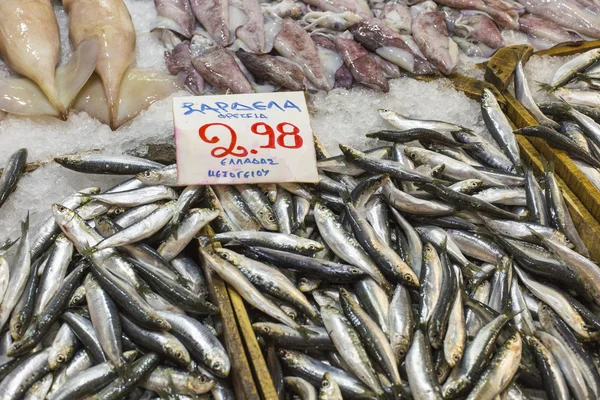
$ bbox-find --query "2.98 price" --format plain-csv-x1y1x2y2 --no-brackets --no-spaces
198,122,303,158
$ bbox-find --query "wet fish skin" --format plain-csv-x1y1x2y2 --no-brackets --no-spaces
0,148,27,208
406,329,444,400
55,154,163,175
481,88,522,171
428,249,457,349
61,311,107,364
545,168,589,257
517,125,600,169
85,275,124,371
7,261,88,358
526,335,570,400
466,332,522,400
313,202,392,294
85,353,160,400
48,323,79,371
253,323,333,349
0,349,50,400
343,195,419,287
278,349,375,398
202,249,304,331
120,314,190,367
321,305,384,396
0,216,31,332
216,248,320,322
524,165,549,226
157,311,230,378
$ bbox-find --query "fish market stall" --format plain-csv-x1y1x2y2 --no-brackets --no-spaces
2,0,600,399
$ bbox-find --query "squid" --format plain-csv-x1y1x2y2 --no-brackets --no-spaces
0,0,97,118
65,0,181,129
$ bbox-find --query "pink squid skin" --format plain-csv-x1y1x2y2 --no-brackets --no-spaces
229,0,265,53
433,0,519,29
412,11,458,75
274,18,329,91
519,14,583,44
378,2,413,34
517,0,600,38
164,40,204,94
301,0,373,18
191,47,252,94
455,14,505,49
312,35,354,89
190,0,229,46
235,49,305,91
484,0,525,16
348,18,436,75
154,0,195,38
334,38,389,92
164,41,192,75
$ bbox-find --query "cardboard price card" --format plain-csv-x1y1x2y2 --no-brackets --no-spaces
173,92,319,185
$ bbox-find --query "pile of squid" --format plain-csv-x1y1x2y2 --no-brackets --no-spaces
158,0,598,95
2,88,600,399
0,0,181,130
513,48,600,194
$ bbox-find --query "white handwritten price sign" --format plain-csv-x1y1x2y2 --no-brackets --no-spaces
173,92,319,185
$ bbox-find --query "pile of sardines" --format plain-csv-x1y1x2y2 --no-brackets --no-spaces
514,48,600,195
1,88,600,399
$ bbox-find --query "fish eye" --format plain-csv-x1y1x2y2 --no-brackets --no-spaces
453,354,461,362
57,354,65,363
404,273,413,282
410,152,417,159
471,182,478,186
143,171,152,177
350,268,361,274
398,350,405,358
262,326,271,333
322,381,329,387
200,375,208,383
279,349,289,357
175,350,185,359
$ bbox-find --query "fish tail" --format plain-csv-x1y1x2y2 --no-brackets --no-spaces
536,81,556,93
22,212,29,234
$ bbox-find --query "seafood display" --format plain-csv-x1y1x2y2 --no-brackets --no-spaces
160,0,598,95
0,0,181,129
1,86,600,398
515,48,600,193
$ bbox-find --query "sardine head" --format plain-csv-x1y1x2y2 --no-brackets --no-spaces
136,169,163,185
51,204,76,226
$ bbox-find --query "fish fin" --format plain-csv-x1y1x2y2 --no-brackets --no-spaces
56,40,98,113
21,212,29,234
73,69,183,130
0,77,60,117
536,81,556,93
525,227,546,245
0,238,17,252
